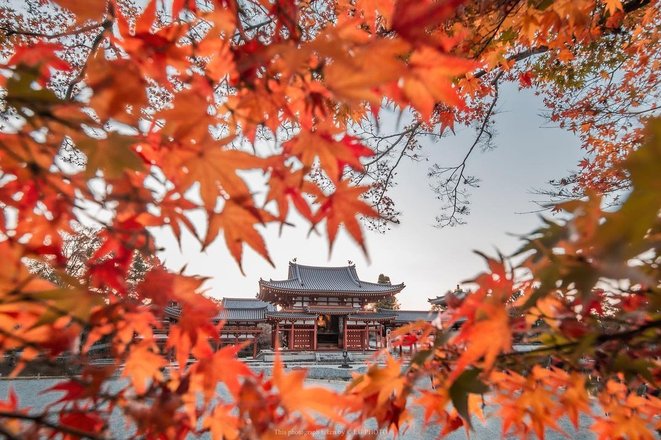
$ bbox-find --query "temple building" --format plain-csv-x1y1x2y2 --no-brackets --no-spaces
428,285,468,309
258,262,405,351
214,298,274,357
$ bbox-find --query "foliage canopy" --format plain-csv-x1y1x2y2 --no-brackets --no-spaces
0,0,659,438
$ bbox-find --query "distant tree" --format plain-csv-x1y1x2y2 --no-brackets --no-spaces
26,224,153,295
430,302,444,313
375,274,400,310
25,224,101,286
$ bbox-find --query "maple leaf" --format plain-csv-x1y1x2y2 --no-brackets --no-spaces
0,388,24,434
204,201,275,271
312,180,379,253
192,345,253,401
449,368,488,429
59,410,106,439
137,268,207,311
401,47,477,120
44,380,87,405
53,0,106,22
347,354,410,431
452,303,512,375
137,190,200,248
123,342,167,395
321,38,407,104
8,42,71,84
85,57,148,123
179,148,264,210
391,0,465,47
438,110,456,135
603,0,624,16
167,297,219,368
271,350,348,423
264,160,316,222
78,133,145,179
203,404,239,440
284,129,373,182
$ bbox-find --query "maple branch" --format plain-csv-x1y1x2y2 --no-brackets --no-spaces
473,0,524,58
362,122,422,167
0,22,105,39
65,18,113,100
500,319,661,359
0,411,104,440
374,127,418,208
432,71,503,227
474,46,549,79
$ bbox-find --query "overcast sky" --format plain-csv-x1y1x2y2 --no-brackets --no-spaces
153,85,585,310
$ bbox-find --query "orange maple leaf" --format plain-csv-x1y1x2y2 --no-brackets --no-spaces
204,201,275,271
123,342,167,395
284,130,373,182
179,148,264,210
312,180,379,253
271,350,348,423
452,303,512,375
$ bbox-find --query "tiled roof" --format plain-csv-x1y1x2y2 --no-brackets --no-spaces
259,262,405,295
222,297,274,310
164,305,181,318
347,312,397,321
265,311,316,320
305,305,357,315
215,308,268,322
429,287,469,306
391,310,436,323
215,297,274,321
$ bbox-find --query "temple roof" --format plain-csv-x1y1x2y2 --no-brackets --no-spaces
265,311,316,320
347,312,397,321
259,262,405,297
305,305,357,315
428,286,468,306
221,297,273,310
216,297,274,322
390,310,436,323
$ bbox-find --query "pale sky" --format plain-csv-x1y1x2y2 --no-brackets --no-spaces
153,85,584,310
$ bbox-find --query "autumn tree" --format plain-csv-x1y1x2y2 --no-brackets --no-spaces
0,0,659,439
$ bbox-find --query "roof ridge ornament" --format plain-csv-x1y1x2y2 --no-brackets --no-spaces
346,265,362,288
295,263,303,286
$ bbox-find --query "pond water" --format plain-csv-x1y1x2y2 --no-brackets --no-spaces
0,378,595,439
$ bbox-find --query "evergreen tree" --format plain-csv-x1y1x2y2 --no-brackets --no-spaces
375,274,400,310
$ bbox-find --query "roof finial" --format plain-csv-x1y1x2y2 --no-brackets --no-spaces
348,259,354,266
292,257,297,263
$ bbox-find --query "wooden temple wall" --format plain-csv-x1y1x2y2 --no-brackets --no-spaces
292,327,314,350
345,328,366,349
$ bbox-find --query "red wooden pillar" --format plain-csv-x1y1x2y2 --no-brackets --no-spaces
274,322,280,350
289,321,294,350
343,318,348,349
313,319,318,351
